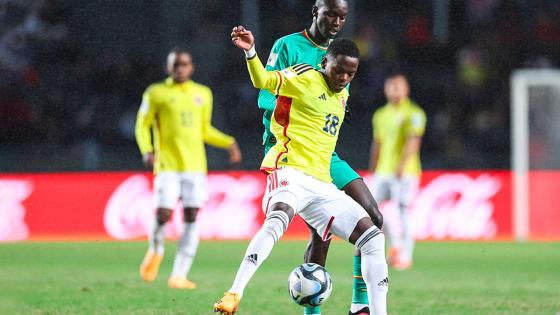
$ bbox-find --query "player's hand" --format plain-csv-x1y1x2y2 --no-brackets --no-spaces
142,152,154,169
228,142,242,164
395,164,404,179
231,25,254,51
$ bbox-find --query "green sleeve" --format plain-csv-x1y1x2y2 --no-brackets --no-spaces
257,38,291,111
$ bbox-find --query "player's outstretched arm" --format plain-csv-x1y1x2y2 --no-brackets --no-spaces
231,25,254,51
257,39,289,112
231,25,281,92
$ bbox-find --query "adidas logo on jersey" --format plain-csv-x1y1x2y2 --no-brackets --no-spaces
245,254,258,265
318,93,326,100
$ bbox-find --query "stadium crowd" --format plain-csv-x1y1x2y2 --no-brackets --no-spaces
1,0,559,171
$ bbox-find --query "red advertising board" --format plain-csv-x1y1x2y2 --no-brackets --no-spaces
0,170,558,242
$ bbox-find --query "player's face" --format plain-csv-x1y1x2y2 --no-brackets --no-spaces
322,54,359,92
315,0,348,39
167,52,193,83
384,76,409,104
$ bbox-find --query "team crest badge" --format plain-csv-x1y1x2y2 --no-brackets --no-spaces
280,180,289,187
341,98,346,109
194,96,203,105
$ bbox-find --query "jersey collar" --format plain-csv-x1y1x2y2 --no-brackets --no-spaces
389,97,412,109
165,77,192,89
301,29,329,50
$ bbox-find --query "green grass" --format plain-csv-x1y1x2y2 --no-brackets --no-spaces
0,241,559,315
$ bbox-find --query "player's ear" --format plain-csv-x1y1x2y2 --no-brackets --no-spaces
312,5,318,18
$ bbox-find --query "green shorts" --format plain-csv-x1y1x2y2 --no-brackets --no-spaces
330,152,361,190
263,146,360,190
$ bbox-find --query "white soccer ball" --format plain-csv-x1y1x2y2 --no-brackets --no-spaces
288,263,333,307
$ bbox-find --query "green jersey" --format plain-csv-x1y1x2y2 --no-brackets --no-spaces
257,30,360,189
258,29,328,148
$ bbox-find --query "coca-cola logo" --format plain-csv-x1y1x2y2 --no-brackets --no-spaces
0,179,32,242
366,173,501,239
103,174,264,240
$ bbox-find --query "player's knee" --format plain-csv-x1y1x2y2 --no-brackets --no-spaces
263,209,291,242
356,227,385,257
156,208,172,225
183,207,198,223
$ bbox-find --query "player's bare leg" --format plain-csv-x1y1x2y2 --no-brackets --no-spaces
343,178,383,315
168,207,199,289
214,202,295,314
304,224,331,266
302,225,331,315
140,207,171,282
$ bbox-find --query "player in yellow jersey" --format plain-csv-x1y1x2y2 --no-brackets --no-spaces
136,49,242,289
260,2,382,314
213,26,388,315
368,73,426,270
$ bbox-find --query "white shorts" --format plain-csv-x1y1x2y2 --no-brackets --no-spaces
371,174,419,207
154,172,208,209
262,167,369,241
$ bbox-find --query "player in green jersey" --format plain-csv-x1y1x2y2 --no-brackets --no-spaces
257,1,382,314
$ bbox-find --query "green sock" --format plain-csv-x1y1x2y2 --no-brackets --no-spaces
304,306,321,315
352,255,369,304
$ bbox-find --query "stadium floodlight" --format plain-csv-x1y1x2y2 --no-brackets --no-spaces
511,69,560,241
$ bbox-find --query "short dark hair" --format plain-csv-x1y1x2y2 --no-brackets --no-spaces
169,47,190,56
383,63,407,79
315,0,347,7
326,38,360,59
385,70,408,81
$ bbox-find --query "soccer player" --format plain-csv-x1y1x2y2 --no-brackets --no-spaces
213,26,388,315
258,1,382,314
135,49,242,289
368,73,426,270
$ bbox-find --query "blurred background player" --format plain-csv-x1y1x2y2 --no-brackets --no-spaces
135,49,242,289
368,73,426,270
214,25,388,315
258,1,382,314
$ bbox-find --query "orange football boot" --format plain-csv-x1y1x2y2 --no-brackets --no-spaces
168,277,197,289
139,250,163,282
213,292,241,315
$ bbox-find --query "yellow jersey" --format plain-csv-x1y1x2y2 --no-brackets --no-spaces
247,55,349,183
372,98,426,176
135,78,235,174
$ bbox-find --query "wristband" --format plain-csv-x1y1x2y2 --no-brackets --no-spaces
245,45,256,59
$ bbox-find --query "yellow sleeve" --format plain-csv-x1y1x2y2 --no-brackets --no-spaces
202,89,235,148
247,54,284,95
135,87,157,155
408,108,427,137
248,55,306,100
372,110,380,141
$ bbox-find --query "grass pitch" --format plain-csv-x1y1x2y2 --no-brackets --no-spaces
0,240,559,315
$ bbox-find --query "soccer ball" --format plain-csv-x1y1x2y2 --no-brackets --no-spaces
288,263,333,307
